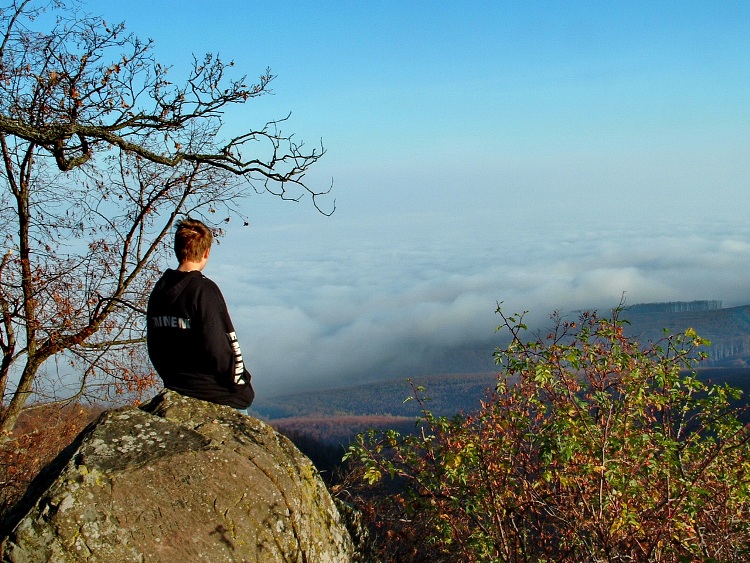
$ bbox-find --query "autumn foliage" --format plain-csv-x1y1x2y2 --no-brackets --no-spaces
344,306,750,562
0,403,101,516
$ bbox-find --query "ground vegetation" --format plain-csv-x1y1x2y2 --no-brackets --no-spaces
344,305,750,562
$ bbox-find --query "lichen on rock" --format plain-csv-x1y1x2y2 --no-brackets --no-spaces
0,389,355,562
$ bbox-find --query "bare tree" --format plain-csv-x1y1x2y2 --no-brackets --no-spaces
0,0,332,433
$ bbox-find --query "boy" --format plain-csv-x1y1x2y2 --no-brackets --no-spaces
146,218,254,408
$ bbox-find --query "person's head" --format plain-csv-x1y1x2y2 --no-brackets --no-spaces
174,218,213,266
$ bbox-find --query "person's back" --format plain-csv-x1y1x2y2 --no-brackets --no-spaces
146,218,254,409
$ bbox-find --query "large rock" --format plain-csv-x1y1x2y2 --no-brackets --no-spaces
0,390,355,562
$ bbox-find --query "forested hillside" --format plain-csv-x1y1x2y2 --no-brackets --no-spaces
624,303,750,365
252,372,498,420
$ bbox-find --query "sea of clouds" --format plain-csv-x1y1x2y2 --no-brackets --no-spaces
212,211,750,398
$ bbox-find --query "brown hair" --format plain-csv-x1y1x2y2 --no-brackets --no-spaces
174,218,213,263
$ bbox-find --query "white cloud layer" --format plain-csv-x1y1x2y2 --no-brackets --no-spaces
210,212,750,398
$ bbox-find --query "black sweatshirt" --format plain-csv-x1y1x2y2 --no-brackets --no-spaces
146,269,254,408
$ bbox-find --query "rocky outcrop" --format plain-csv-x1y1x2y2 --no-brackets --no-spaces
0,390,355,562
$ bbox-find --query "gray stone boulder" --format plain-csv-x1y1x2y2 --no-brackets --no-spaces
0,390,355,562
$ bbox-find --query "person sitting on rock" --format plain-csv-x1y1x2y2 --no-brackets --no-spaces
146,217,254,409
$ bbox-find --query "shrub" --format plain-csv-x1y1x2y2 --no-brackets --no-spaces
344,306,750,562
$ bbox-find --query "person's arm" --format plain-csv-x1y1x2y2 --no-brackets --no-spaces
227,330,252,385
198,279,251,386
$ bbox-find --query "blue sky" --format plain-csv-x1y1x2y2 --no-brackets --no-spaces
90,1,750,396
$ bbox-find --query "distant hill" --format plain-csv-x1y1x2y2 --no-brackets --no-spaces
628,300,723,314
623,302,750,366
252,372,498,420
253,302,750,424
